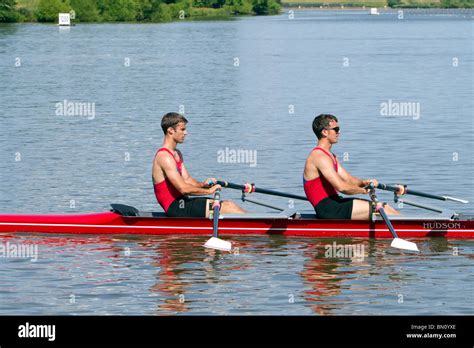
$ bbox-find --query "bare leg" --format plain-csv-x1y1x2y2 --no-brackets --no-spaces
205,199,211,218
351,199,400,220
204,199,246,218
220,200,246,214
383,204,400,215
351,199,372,220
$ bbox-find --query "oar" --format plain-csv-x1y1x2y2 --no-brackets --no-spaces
216,180,308,201
377,183,469,204
204,188,232,252
368,185,419,252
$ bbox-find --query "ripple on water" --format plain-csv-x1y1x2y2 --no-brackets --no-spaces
0,11,473,314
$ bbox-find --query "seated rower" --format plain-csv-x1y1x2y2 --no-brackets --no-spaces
152,112,246,217
303,114,399,220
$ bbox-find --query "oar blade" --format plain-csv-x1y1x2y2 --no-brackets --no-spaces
444,196,469,204
391,238,419,252
204,237,232,252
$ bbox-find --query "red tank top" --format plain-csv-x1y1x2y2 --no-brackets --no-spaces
153,148,184,212
303,147,339,207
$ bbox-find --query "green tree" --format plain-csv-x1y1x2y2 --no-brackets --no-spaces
252,0,280,15
100,0,137,21
441,0,474,7
387,0,402,7
266,0,280,14
70,0,100,21
193,0,226,8
36,0,70,22
135,0,153,20
226,0,253,14
0,0,18,22
150,2,172,21
167,0,191,19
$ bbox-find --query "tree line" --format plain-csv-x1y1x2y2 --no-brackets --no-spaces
0,0,282,23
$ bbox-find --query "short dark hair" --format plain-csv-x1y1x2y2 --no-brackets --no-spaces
161,112,188,134
312,114,338,139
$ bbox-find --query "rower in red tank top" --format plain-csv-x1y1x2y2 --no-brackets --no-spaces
303,147,339,207
152,112,246,217
153,148,184,213
303,114,400,220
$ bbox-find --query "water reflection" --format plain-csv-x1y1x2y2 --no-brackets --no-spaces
297,237,468,315
0,23,18,36
0,232,472,315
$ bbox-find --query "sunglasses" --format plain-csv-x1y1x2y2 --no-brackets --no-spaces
326,127,340,133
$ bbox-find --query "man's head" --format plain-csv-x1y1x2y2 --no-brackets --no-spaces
161,112,188,143
312,114,340,142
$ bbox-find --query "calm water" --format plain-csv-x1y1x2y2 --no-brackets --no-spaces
0,9,473,315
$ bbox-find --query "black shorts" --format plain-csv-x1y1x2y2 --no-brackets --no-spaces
166,196,211,218
314,195,356,219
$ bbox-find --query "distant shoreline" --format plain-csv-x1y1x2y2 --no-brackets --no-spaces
3,6,472,25
1,0,281,24
280,6,474,9
280,0,473,9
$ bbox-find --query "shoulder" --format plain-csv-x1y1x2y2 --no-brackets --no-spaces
156,150,174,165
308,149,326,161
306,149,324,169
175,149,184,161
309,150,335,169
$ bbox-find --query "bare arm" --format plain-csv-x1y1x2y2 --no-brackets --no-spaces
177,150,215,188
157,154,219,196
336,158,378,188
314,153,368,195
181,164,203,187
336,159,364,186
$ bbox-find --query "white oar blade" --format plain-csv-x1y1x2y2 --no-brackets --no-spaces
204,237,232,252
444,196,469,204
391,238,419,252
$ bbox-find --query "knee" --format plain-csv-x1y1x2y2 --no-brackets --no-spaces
385,204,399,215
222,200,236,208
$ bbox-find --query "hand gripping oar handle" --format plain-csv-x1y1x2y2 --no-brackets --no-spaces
377,183,468,204
216,181,308,201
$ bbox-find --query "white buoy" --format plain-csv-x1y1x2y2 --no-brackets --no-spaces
369,8,379,15
58,13,71,26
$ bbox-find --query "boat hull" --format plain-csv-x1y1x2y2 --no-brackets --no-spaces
0,211,473,238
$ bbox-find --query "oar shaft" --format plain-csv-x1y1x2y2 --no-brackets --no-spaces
217,181,308,201
396,198,443,214
367,183,419,251
241,196,285,212
204,188,232,251
368,188,399,239
212,189,221,238
378,183,445,201
378,206,399,239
